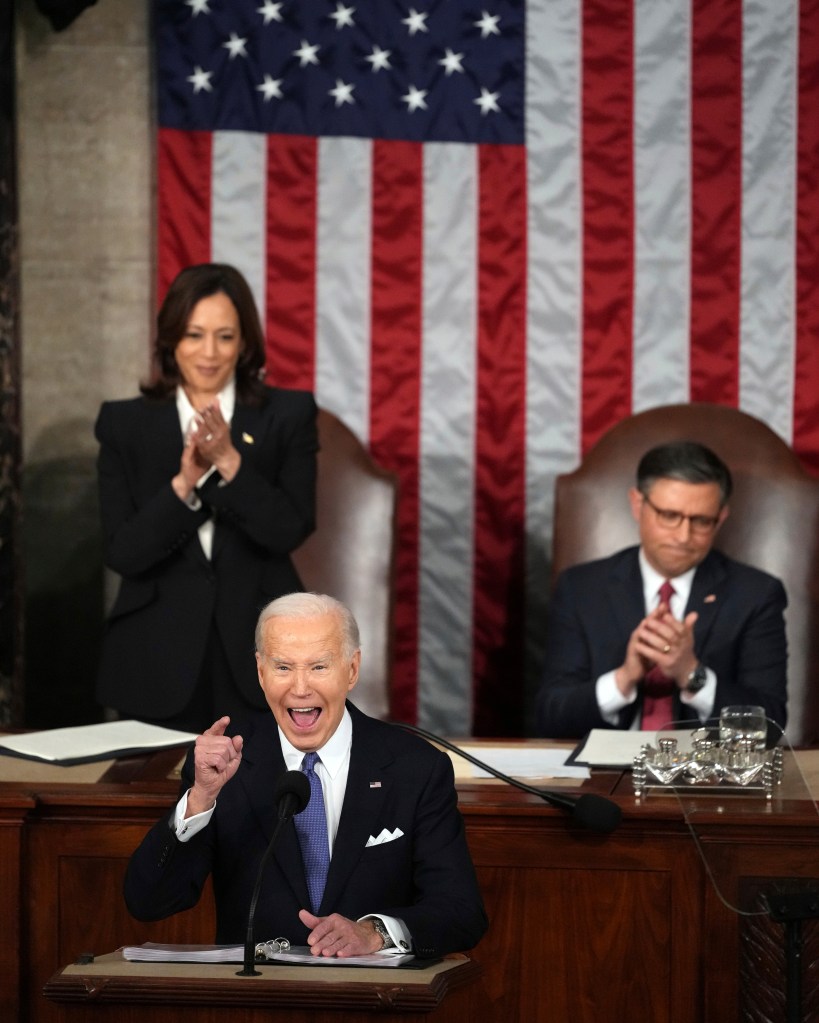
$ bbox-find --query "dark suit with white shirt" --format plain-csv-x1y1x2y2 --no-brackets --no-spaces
123,702,488,958
94,386,317,722
536,546,788,738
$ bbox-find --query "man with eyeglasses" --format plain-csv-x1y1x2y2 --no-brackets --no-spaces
536,441,787,737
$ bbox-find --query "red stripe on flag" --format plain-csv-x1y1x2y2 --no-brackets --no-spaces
794,0,819,476
581,0,635,453
156,128,212,302
264,135,317,391
471,144,528,737
689,0,742,405
368,140,423,724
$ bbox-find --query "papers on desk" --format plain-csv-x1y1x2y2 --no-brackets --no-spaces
571,728,695,768
450,746,590,781
0,720,197,765
122,943,415,967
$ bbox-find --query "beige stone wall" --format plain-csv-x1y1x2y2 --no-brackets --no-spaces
16,0,152,724
17,0,152,460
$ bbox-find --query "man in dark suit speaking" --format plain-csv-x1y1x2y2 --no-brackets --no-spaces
125,592,487,959
536,441,787,738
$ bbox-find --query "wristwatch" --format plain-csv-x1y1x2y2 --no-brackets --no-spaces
685,663,707,693
371,918,395,950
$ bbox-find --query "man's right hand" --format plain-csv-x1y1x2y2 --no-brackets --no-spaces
185,716,244,818
616,605,665,697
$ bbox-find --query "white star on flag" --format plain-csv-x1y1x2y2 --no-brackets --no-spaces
256,75,283,101
439,49,465,76
402,85,428,112
256,1,283,25
365,45,392,72
329,79,355,107
475,11,501,38
293,40,321,67
185,0,211,16
186,66,213,93
474,87,501,115
223,34,248,60
402,9,429,36
329,3,356,30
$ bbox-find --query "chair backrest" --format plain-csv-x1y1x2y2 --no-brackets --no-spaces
291,410,397,720
552,403,819,746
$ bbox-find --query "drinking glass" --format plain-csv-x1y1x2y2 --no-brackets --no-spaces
719,705,767,752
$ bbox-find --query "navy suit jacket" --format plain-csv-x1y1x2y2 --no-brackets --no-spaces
94,386,317,718
124,703,488,958
536,546,788,738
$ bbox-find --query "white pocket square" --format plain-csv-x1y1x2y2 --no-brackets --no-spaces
365,827,404,848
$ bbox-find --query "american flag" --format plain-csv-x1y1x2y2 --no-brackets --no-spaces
154,0,819,737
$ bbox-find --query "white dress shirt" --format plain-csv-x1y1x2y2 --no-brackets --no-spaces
175,379,236,560
596,549,717,726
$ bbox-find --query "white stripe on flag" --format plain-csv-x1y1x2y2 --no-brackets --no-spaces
417,142,478,734
524,0,584,716
739,0,798,443
211,131,267,318
632,0,691,411
315,136,373,443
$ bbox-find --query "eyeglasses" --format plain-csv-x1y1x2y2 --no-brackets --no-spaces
642,493,721,534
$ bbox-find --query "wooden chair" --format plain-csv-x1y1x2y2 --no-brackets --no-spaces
291,410,397,720
552,403,819,745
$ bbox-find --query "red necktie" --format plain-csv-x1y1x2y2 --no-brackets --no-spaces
641,580,676,731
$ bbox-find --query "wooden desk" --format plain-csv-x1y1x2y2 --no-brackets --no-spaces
43,951,481,1022
4,746,819,1023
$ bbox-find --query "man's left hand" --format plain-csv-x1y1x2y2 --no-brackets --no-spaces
298,909,384,957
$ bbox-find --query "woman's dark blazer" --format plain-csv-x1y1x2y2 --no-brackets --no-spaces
94,386,318,719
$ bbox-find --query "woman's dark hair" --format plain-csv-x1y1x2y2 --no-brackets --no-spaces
140,264,266,403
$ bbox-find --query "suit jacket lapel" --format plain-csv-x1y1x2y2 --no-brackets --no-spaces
319,709,390,914
609,548,646,639
211,400,266,560
686,551,727,653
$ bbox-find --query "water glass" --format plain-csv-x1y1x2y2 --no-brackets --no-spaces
719,705,767,752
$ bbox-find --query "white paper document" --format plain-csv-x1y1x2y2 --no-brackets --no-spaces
573,729,696,767
452,745,590,780
0,720,197,765
122,943,415,967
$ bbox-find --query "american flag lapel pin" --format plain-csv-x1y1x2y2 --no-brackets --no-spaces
370,781,381,788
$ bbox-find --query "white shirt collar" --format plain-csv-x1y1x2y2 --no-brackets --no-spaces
278,707,353,779
638,548,696,616
175,376,237,432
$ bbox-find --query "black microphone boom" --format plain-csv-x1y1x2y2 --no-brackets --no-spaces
392,722,622,835
238,769,310,976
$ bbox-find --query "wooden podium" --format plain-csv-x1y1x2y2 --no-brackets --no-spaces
43,951,482,1023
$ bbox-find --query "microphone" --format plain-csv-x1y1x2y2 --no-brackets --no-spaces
238,769,310,976
392,722,622,835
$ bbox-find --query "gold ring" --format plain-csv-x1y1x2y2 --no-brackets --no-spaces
663,644,671,653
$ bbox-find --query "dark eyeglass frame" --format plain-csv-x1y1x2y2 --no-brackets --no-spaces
642,493,721,534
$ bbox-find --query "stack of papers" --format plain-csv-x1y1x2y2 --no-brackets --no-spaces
122,942,415,967
0,721,197,766
570,729,693,767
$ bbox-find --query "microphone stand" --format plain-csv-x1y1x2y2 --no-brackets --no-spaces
238,816,291,976
392,721,622,834
238,771,309,976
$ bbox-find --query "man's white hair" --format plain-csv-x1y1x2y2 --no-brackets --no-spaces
254,592,360,658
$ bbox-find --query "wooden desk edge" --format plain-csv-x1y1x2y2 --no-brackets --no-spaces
43,953,481,1012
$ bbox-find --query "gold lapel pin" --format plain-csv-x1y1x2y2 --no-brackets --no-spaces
242,432,254,445
704,594,717,603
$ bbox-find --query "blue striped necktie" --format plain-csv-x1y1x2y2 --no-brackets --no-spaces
293,752,330,913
